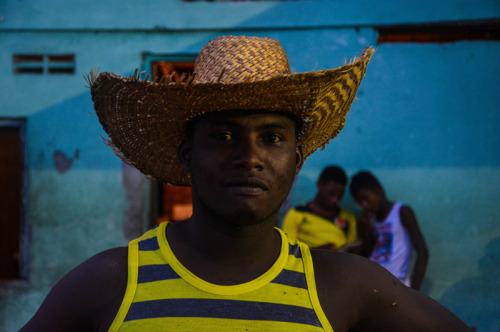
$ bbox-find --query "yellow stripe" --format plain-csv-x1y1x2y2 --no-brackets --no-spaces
301,242,333,332
137,249,166,265
108,240,139,332
134,279,312,307
284,253,305,273
119,317,325,332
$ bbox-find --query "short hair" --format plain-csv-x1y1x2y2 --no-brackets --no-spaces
318,166,347,186
349,171,383,196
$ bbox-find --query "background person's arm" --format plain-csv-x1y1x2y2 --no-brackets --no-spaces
400,205,429,290
357,213,374,258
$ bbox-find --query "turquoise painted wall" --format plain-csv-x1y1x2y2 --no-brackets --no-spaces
1,1,499,331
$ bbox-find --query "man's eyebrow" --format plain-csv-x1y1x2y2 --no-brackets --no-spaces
256,121,294,131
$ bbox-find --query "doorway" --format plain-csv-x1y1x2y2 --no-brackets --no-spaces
0,119,27,280
150,60,195,224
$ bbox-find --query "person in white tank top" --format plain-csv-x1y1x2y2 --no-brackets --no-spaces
369,202,412,285
350,171,429,290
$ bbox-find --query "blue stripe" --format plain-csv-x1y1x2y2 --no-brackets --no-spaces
138,237,160,251
125,298,321,327
138,264,180,283
289,243,301,258
272,269,307,289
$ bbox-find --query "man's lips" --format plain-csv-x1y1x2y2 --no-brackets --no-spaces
223,177,269,195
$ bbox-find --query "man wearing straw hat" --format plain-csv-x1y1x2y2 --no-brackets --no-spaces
21,36,471,331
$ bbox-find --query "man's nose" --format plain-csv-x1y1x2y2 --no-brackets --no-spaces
232,138,264,171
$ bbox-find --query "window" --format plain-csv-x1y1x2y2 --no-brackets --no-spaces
377,19,499,43
144,56,196,224
158,185,193,223
0,119,27,280
151,61,194,83
183,0,297,2
13,54,75,75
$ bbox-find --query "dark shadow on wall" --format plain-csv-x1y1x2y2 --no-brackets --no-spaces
439,237,500,332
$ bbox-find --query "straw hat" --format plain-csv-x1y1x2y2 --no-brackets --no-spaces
89,35,374,185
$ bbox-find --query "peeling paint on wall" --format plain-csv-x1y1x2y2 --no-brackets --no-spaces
53,149,79,173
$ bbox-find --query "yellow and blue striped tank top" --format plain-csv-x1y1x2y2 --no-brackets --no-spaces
108,222,333,332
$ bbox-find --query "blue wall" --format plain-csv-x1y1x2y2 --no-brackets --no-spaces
1,1,499,331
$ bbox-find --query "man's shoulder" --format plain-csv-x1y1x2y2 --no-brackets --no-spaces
87,246,129,275
57,246,129,303
397,204,419,226
310,249,397,293
398,204,414,215
311,249,370,275
309,249,471,331
309,249,389,324
19,246,129,331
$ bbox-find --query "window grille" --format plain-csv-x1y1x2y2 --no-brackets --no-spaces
13,54,75,74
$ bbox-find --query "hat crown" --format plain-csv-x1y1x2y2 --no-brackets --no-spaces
193,35,291,84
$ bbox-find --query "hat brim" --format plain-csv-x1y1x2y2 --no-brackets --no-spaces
90,47,374,185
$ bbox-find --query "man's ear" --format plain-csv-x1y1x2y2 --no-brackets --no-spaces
177,137,192,171
295,143,304,175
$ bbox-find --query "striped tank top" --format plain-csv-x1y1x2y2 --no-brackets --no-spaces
108,222,333,332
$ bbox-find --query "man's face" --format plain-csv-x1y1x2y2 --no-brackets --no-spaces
316,181,345,210
354,188,381,215
179,111,303,226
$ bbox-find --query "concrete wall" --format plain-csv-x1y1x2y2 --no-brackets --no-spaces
0,1,498,331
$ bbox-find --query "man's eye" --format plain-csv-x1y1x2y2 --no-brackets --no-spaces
213,132,232,141
263,134,283,144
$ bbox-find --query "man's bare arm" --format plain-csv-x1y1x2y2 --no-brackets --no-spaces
20,247,128,332
312,250,471,332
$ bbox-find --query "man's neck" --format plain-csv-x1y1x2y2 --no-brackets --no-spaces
166,214,281,285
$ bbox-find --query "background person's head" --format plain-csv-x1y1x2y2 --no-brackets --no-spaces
314,165,348,211
349,171,386,214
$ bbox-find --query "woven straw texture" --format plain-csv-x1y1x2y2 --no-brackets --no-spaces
90,36,374,185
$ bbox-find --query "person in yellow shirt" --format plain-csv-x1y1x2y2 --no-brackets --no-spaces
282,166,361,252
